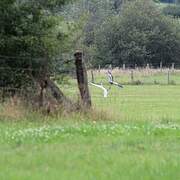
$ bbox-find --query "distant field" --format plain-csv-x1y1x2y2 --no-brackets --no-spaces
88,68,180,85
91,85,180,122
0,77,180,179
62,69,180,121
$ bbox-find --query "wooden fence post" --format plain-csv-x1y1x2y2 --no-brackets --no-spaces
135,64,137,70
91,70,94,83
109,64,112,70
167,69,170,85
74,51,91,108
98,65,101,74
1,88,6,102
171,63,175,72
38,80,46,108
160,61,163,72
146,64,150,69
131,70,134,84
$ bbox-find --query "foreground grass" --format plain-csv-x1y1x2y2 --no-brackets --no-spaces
0,119,179,180
63,83,180,122
0,85,180,179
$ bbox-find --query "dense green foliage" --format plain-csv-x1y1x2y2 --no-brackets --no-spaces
0,0,73,88
1,0,180,86
63,0,180,68
62,0,121,49
92,0,180,67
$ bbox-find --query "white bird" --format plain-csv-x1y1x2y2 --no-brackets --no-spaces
90,82,108,98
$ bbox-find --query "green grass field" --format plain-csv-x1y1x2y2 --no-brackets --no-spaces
0,84,180,180
88,69,180,85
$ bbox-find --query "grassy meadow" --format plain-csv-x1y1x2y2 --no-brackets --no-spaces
0,70,180,180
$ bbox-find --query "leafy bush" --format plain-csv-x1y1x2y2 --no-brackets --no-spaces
0,0,73,89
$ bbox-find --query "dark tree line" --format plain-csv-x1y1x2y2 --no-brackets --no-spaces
0,0,77,108
1,0,180,90
0,0,73,88
92,0,180,68
61,0,180,68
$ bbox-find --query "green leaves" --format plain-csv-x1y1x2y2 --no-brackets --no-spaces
0,0,74,89
93,0,180,67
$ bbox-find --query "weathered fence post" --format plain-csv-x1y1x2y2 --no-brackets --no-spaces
98,65,101,74
160,61,163,72
91,70,94,83
171,63,175,72
2,87,5,103
123,64,126,70
131,70,134,84
74,51,91,108
39,80,45,108
167,69,170,85
135,64,137,70
146,64,150,69
109,64,112,70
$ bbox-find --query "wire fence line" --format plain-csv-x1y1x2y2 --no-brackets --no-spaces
94,61,178,69
1,57,180,87
1,53,180,119
0,53,88,108
1,53,180,103
88,66,180,86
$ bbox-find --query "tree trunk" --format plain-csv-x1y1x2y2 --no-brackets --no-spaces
45,78,77,110
74,51,91,108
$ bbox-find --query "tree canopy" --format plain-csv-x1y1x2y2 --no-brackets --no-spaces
1,0,180,89
0,0,74,88
91,0,180,67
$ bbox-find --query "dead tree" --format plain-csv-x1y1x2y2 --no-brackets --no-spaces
45,78,71,105
38,80,46,108
74,51,91,108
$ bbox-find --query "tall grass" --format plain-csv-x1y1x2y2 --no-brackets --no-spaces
0,83,179,180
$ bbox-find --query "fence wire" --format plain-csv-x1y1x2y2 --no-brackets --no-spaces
1,54,180,117
88,67,180,86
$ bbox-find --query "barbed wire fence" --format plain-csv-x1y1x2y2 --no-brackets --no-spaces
85,62,180,116
0,52,93,110
1,53,180,114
